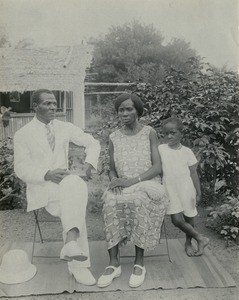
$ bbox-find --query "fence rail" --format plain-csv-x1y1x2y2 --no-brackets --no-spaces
0,113,66,139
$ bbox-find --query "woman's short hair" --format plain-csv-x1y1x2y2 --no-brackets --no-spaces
114,93,144,117
162,117,183,131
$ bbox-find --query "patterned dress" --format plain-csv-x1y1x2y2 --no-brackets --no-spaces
102,126,168,251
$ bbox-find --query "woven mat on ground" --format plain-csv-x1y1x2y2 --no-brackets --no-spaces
0,239,236,297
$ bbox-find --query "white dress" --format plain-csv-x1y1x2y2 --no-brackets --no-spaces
158,144,198,217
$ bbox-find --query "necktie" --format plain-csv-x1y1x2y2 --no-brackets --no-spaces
46,124,55,151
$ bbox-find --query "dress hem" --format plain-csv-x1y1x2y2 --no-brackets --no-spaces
107,238,159,252
167,210,198,218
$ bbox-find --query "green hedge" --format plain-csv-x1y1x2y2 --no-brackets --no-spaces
132,58,239,201
0,138,26,210
94,58,239,241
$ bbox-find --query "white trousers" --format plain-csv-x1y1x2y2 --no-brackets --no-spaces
45,175,90,268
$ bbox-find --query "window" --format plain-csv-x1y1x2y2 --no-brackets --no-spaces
0,91,66,114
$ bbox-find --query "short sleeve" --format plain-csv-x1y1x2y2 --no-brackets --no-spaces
158,144,163,155
109,130,118,144
186,148,198,166
66,122,100,170
148,126,156,135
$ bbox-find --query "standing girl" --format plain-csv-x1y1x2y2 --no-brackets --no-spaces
158,117,209,256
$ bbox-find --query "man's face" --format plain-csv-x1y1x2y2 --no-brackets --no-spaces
34,92,57,124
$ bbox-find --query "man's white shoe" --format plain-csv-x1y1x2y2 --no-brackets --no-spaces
68,267,96,285
129,265,146,288
60,241,88,261
97,265,121,288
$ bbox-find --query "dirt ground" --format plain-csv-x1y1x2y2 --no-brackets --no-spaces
0,199,239,300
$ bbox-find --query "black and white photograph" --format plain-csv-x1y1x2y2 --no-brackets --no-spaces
0,0,238,299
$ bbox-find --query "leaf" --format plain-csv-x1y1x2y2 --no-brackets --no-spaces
232,212,239,218
230,227,239,233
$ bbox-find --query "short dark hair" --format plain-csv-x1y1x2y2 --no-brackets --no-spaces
114,93,144,117
32,89,54,105
162,117,183,131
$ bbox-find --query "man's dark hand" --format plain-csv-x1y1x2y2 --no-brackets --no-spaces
196,193,201,204
44,169,70,184
84,162,94,180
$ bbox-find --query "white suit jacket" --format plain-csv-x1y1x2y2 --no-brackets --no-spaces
14,117,100,212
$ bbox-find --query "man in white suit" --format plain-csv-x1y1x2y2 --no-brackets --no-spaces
14,89,100,285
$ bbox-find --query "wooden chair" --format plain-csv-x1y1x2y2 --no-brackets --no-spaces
31,208,61,262
119,218,172,263
32,210,172,263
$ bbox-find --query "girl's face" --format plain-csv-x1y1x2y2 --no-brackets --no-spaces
118,99,138,125
162,122,182,147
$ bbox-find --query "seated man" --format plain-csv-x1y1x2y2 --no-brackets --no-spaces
14,89,100,285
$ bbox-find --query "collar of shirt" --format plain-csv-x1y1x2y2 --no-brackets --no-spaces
33,116,54,129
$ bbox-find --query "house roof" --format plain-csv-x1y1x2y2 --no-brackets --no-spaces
0,45,92,92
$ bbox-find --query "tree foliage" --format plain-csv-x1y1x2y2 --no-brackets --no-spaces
0,30,34,49
95,57,239,200
207,195,239,243
91,21,198,84
92,57,239,241
133,57,239,199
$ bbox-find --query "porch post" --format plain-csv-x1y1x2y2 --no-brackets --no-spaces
63,91,66,113
73,85,85,129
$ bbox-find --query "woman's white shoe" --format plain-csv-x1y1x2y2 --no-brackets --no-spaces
129,264,146,288
97,265,121,288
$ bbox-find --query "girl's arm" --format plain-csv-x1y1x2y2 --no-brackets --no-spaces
109,128,161,189
189,163,201,203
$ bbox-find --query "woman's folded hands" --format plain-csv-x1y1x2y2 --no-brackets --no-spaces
108,177,134,194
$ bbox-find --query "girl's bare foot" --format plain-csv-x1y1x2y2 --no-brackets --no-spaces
185,241,195,257
195,237,209,256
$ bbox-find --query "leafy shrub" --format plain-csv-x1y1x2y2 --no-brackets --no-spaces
0,138,26,210
132,58,239,203
90,57,239,241
207,195,239,244
87,174,108,213
91,60,239,204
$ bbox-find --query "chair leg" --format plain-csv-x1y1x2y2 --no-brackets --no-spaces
31,210,44,263
33,210,44,243
162,220,172,263
118,221,172,262
32,211,38,263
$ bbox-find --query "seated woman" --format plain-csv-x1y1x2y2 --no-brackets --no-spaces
97,93,168,288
